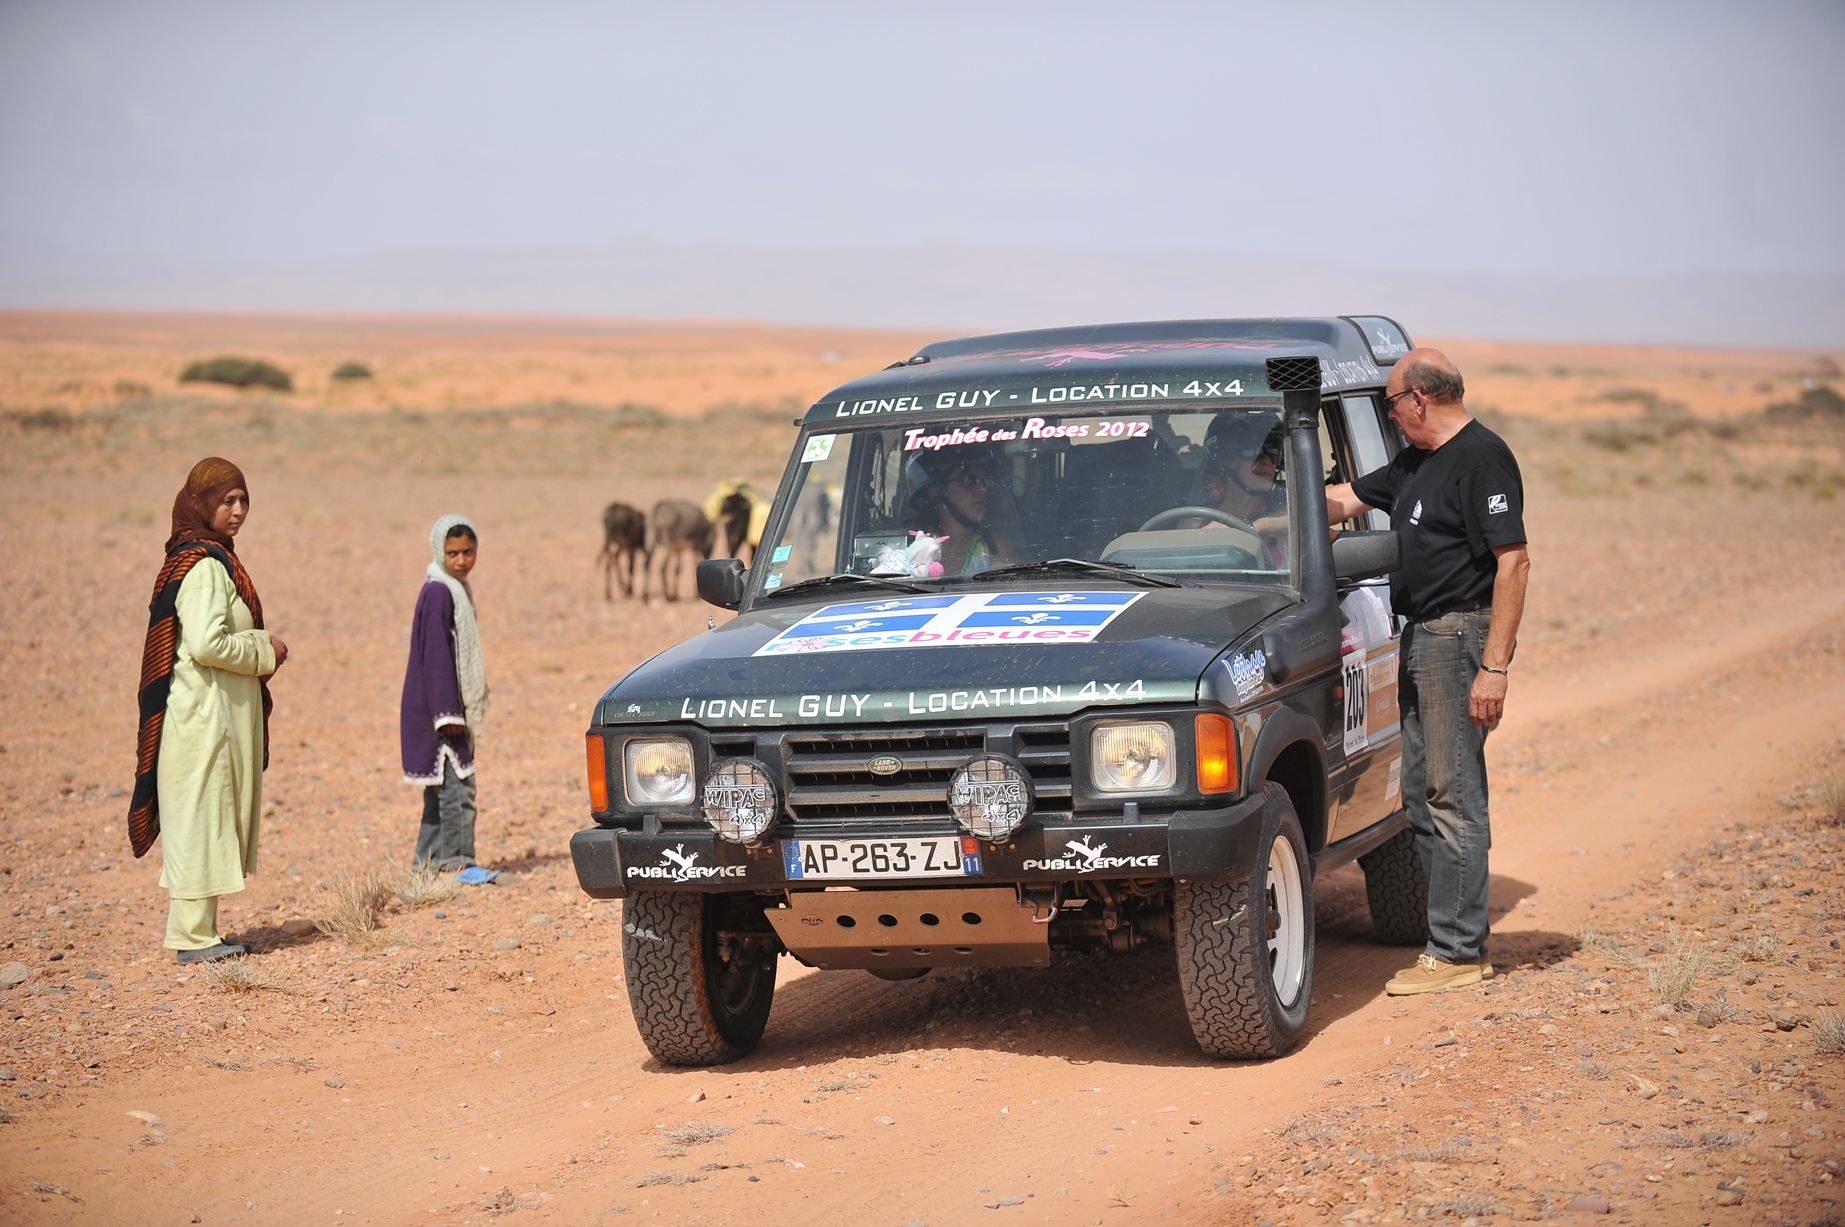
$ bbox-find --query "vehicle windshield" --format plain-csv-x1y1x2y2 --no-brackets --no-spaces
755,407,1298,596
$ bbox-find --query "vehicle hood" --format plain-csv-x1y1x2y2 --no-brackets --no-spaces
595,585,1295,727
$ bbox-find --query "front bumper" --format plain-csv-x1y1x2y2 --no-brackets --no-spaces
569,791,1267,899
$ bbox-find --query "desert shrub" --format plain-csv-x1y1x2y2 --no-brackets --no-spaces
179,357,293,392
3,408,72,431
1764,385,1844,422
331,361,373,381
114,380,152,400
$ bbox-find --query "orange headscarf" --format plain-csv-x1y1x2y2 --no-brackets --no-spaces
165,456,249,553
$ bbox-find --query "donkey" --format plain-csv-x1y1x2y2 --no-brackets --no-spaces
645,499,714,602
718,491,756,565
600,502,647,600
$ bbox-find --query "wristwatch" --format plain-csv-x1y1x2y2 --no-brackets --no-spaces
1480,664,1509,676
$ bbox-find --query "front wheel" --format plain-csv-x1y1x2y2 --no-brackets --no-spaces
622,891,777,1066
1174,781,1314,1058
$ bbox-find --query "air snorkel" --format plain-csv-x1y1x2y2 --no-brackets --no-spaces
1259,355,1340,684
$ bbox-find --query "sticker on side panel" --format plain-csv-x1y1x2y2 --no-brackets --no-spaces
1227,648,1267,698
1341,646,1369,757
753,591,1144,657
1384,755,1401,802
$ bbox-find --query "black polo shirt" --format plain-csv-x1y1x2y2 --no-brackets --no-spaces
1350,418,1526,620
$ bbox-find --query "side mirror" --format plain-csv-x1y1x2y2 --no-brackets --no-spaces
696,559,747,610
1331,530,1400,584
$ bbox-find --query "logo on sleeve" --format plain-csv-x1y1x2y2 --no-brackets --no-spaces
1409,500,1423,525
1487,494,1508,514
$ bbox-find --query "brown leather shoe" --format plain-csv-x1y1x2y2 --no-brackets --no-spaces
1385,953,1485,996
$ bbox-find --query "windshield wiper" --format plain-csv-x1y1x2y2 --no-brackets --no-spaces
965,558,1186,589
762,572,932,601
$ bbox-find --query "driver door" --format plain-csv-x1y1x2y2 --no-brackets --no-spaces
1325,393,1404,842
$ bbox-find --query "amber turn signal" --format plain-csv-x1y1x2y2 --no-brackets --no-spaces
585,733,609,811
1195,713,1235,794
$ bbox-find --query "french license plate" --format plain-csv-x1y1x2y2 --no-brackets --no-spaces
781,836,983,880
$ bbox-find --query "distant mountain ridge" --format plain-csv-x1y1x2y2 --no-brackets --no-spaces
1,238,1839,348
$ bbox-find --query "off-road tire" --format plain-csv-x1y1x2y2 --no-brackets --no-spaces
1358,825,1431,946
1174,781,1314,1059
621,890,776,1066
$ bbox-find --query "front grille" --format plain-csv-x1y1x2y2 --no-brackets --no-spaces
781,724,1072,825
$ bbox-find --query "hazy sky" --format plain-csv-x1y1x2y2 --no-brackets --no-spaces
2,0,1841,278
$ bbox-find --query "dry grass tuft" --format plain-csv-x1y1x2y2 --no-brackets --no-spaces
30,1177,82,1203
658,1122,734,1147
1400,1139,1488,1163
378,858,460,910
1431,1196,1499,1218
198,956,291,994
1630,929,1717,1008
1808,1009,1845,1056
1698,1128,1749,1150
636,1169,708,1188
313,870,397,948
1728,933,1784,963
1695,992,1749,1028
1818,775,1845,827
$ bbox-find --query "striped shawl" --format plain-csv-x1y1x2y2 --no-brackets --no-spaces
127,542,271,858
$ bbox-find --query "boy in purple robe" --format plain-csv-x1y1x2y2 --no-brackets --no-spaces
402,514,489,869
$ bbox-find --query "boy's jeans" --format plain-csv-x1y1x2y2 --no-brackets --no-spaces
1399,609,1494,966
415,756,477,870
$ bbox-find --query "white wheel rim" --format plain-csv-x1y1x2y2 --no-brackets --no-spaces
1266,834,1305,1007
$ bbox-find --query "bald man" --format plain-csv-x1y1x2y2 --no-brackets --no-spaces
1326,348,1531,995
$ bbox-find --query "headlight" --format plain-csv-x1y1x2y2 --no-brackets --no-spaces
702,757,780,845
1090,722,1175,792
948,754,1034,841
624,738,695,806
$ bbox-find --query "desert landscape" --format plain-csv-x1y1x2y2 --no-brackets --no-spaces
1,309,1843,1226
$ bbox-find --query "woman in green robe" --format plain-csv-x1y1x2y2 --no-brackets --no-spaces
129,458,289,963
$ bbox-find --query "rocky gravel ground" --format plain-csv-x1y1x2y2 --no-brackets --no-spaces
1,325,1841,1224
1223,741,1845,1226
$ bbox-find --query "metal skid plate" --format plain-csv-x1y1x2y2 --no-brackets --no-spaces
766,887,1048,971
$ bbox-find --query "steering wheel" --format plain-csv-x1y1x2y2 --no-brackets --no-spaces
1139,506,1260,535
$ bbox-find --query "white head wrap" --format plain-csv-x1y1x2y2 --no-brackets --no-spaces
428,514,489,739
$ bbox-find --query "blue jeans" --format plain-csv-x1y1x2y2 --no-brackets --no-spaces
1399,610,1494,965
415,755,477,870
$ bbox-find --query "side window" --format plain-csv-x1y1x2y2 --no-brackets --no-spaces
1318,399,1364,533
1342,394,1392,532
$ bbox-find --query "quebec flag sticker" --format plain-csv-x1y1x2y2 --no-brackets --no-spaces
753,591,1144,657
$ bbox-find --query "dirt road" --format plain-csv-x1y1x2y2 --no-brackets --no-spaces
1,330,1842,1226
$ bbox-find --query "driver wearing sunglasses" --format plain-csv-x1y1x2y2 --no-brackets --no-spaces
1186,413,1289,565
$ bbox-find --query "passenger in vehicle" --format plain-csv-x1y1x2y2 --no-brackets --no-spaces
902,445,1023,577
1192,412,1288,567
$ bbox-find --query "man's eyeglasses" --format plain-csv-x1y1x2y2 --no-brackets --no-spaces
946,469,991,489
1383,388,1417,414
